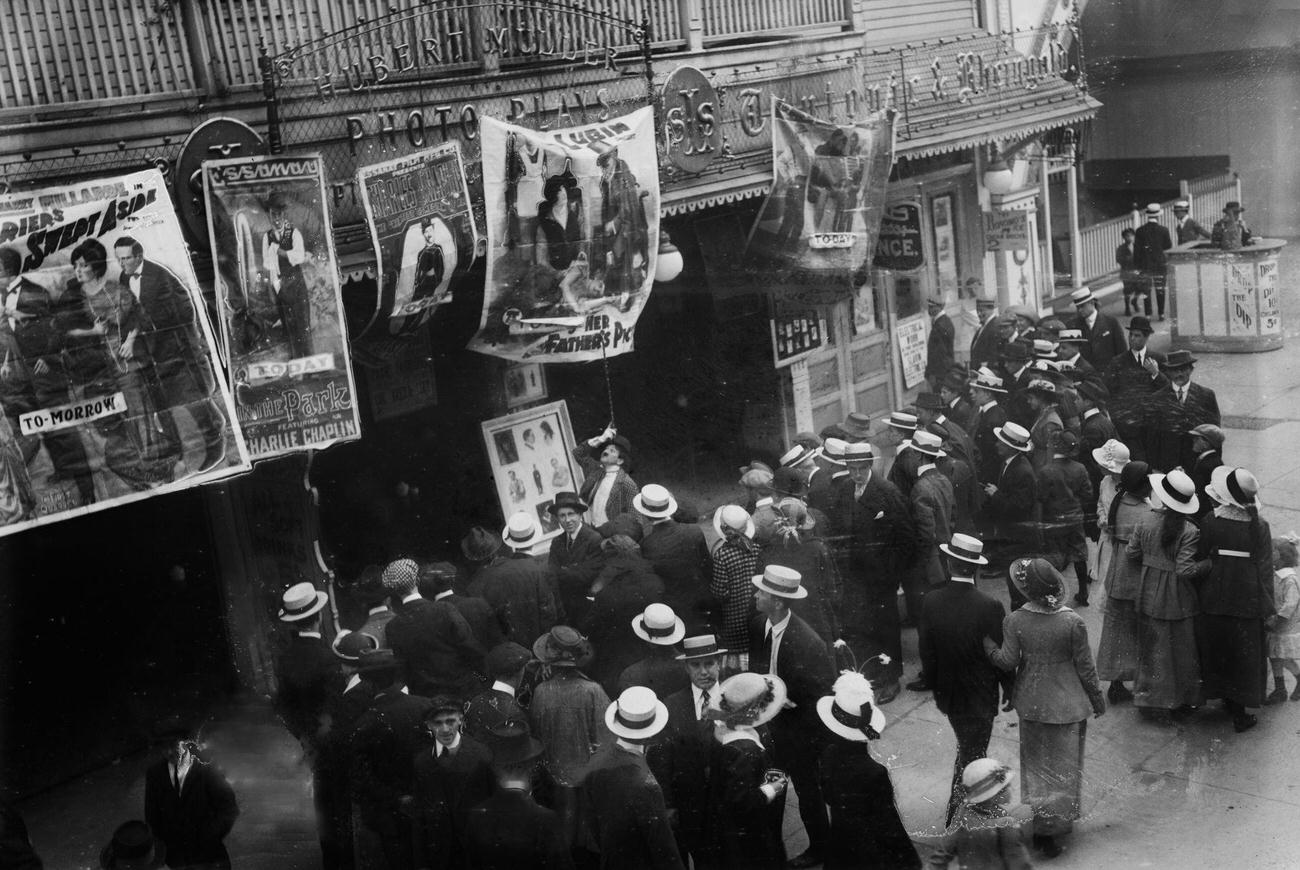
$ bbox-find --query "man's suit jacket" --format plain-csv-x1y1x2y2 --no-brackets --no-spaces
463,789,574,870
468,555,561,648
820,471,856,539
273,633,339,744
640,520,710,619
617,650,691,701
926,312,955,380
464,686,525,739
413,735,495,866
910,467,955,585
443,592,506,653
131,259,207,390
969,317,1002,369
919,582,1011,719
584,744,684,870
946,393,976,434
1176,217,1212,244
144,757,239,869
652,686,715,840
748,612,835,732
548,524,605,618
1080,409,1118,518
1067,311,1127,368
1141,381,1221,472
986,454,1038,545
386,596,485,698
969,401,1008,486
350,689,435,814
1133,221,1173,273
849,473,916,581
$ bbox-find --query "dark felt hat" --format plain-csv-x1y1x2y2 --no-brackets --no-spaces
999,340,1031,362
1128,315,1154,334
915,392,945,411
547,491,589,515
461,526,504,562
100,821,167,870
485,720,544,766
485,641,533,677
1076,380,1110,403
1159,349,1197,369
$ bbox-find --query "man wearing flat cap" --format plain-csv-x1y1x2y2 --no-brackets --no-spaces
1141,349,1221,473
1133,203,1173,320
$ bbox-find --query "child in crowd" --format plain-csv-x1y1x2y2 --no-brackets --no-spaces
929,757,1034,869
1265,534,1300,704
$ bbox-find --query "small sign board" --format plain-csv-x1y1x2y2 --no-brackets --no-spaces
770,309,825,368
984,209,1030,252
874,201,925,270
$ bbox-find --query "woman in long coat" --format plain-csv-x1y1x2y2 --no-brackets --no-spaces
1095,460,1150,704
704,672,789,870
1196,466,1273,733
815,672,920,870
1125,469,1209,723
985,558,1105,859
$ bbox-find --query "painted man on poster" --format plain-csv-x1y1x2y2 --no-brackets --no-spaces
204,154,362,460
356,143,478,339
468,106,660,363
0,169,246,537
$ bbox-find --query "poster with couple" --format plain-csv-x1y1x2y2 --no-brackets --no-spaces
480,400,580,545
749,100,896,273
355,143,479,340
468,106,661,363
0,168,248,536
203,154,363,459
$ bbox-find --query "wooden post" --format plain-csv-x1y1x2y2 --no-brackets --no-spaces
1039,155,1054,306
179,0,219,96
679,0,703,51
1067,144,1083,291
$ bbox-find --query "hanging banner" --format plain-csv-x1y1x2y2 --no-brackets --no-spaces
749,101,895,272
468,106,660,363
203,154,362,459
356,143,479,339
0,168,247,536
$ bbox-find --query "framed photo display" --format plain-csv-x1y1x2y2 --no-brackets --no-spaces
480,400,580,544
504,362,548,409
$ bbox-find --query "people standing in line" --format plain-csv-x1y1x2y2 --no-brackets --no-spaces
572,426,638,531
967,368,1010,489
143,717,240,870
982,422,1039,599
942,369,977,433
1196,466,1273,733
748,566,835,869
927,758,1034,870
918,533,1012,826
814,672,921,870
584,687,684,870
1265,534,1300,704
582,534,665,696
985,558,1105,859
1133,203,1173,320
1076,382,1117,542
1023,380,1063,471
1115,227,1141,316
1172,200,1212,244
1125,469,1208,725
1095,458,1148,706
411,696,494,870
904,431,955,663
464,641,530,740
420,560,506,654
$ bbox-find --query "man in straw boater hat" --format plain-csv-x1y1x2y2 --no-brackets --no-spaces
918,532,1013,825
1066,285,1126,369
651,634,730,869
637,484,711,623
884,410,923,497
546,490,605,623
1102,314,1168,455
982,421,1040,607
903,430,955,644
382,557,486,699
748,566,835,868
467,512,561,648
966,367,1009,487
841,440,913,702
618,602,690,700
463,721,571,869
1173,199,1212,244
928,757,1033,868
1134,202,1173,319
940,366,976,432
813,672,920,869
1143,348,1221,474
585,686,682,870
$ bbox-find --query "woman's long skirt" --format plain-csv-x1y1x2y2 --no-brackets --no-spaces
1134,614,1202,710
1096,597,1139,682
1020,719,1086,837
1197,614,1268,709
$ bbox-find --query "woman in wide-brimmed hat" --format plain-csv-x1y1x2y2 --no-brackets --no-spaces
703,672,789,870
814,672,920,870
1095,459,1150,705
985,558,1105,859
1195,466,1273,733
1125,469,1210,725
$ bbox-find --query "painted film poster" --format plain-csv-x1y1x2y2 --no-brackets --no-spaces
356,143,479,339
750,101,895,272
0,168,248,536
203,154,362,459
469,106,660,363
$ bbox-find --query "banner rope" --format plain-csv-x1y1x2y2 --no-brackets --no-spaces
600,339,616,429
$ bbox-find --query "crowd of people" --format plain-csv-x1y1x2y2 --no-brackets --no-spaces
87,286,1300,870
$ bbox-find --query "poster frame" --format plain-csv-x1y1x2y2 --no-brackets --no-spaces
480,399,579,544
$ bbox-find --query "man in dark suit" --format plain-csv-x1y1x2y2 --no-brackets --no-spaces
1077,381,1118,539
981,422,1039,607
968,298,1002,369
349,649,434,870
418,561,505,653
918,534,1011,826
1133,204,1173,319
997,340,1036,427
1102,316,1168,460
585,688,684,870
916,392,974,469
653,635,726,869
1065,286,1126,369
1173,200,1212,244
114,236,227,472
967,368,1009,487
547,491,605,624
1188,423,1225,520
412,697,495,870
749,566,835,869
468,514,562,647
925,297,955,391
144,717,240,870
636,484,710,623
464,641,530,739
382,558,485,699
1141,350,1221,473
321,632,380,870
463,722,574,870
904,432,955,692
940,368,975,433
842,442,914,700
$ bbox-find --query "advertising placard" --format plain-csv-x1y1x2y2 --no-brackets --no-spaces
203,154,362,459
895,316,928,388
874,201,925,271
481,400,580,540
0,168,247,535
